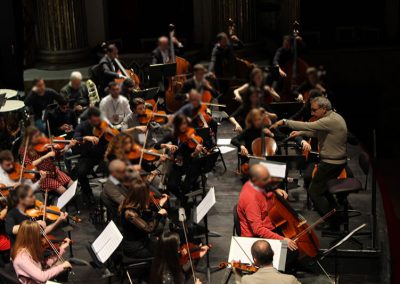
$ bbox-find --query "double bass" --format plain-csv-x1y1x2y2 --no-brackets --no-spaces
165,24,190,113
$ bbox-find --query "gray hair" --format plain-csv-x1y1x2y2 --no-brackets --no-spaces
70,71,82,81
312,96,332,111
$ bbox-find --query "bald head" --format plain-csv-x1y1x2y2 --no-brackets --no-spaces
158,36,169,50
188,89,202,107
249,164,270,182
109,159,126,181
251,240,274,267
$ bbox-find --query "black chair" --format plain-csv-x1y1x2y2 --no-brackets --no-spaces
232,204,241,236
100,191,119,225
0,263,19,284
323,152,370,245
120,254,153,284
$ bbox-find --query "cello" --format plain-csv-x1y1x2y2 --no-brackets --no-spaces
165,24,190,113
114,56,141,87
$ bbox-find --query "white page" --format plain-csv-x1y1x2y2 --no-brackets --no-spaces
217,138,231,145
228,236,287,271
195,187,216,224
57,180,77,209
259,161,287,179
218,145,236,154
91,221,123,263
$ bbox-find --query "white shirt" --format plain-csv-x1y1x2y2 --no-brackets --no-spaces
99,94,132,125
0,165,40,192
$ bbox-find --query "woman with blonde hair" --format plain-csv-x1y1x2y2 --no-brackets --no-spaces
11,220,71,284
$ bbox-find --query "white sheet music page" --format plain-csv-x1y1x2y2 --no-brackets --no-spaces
195,187,216,224
56,180,77,209
91,221,123,263
259,161,287,179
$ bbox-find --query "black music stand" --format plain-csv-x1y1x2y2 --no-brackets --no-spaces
132,87,160,102
148,63,177,88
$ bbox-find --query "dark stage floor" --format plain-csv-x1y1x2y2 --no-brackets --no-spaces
24,120,389,284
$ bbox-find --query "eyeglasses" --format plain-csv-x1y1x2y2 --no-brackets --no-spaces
311,107,320,112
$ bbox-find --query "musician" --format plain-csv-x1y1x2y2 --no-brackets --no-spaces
60,71,89,113
11,220,72,284
5,184,67,244
273,35,304,78
121,78,140,100
0,195,10,266
151,36,183,65
102,159,130,210
20,126,75,195
234,240,300,284
294,67,326,102
24,78,63,132
119,178,168,258
289,89,324,122
99,81,132,127
176,64,217,102
47,98,78,138
121,98,160,148
154,114,203,205
237,164,298,250
271,97,347,229
150,231,203,284
73,107,109,204
98,43,125,95
0,116,18,151
0,150,45,192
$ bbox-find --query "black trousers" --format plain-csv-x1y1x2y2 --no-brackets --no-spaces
308,162,346,217
75,157,101,198
167,161,201,204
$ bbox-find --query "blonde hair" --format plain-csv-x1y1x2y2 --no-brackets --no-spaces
11,220,43,263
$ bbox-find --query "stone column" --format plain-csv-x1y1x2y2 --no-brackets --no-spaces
35,0,89,64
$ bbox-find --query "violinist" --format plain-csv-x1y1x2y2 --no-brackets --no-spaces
154,114,204,205
99,81,132,127
234,240,300,284
11,220,72,284
5,184,67,245
119,178,168,258
237,164,298,250
47,98,78,138
121,98,161,148
0,150,45,192
151,36,183,65
73,107,109,204
150,231,204,284
20,126,74,195
270,97,347,230
176,64,218,102
102,159,130,210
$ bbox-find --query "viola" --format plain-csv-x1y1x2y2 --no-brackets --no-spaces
93,121,120,142
179,243,210,266
219,261,258,273
8,163,49,181
33,136,78,153
178,128,204,150
138,109,169,124
127,144,169,162
26,200,82,223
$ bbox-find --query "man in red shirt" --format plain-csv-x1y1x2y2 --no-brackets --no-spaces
237,164,298,251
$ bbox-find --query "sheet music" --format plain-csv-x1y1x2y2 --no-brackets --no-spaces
218,145,236,154
91,221,123,263
56,180,77,209
217,138,231,145
195,187,216,224
228,236,287,271
259,160,287,179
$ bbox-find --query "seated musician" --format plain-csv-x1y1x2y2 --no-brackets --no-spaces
154,114,203,207
271,97,347,230
176,64,218,102
121,98,161,148
229,87,278,132
24,78,63,133
294,67,326,102
237,164,298,251
233,67,280,104
99,81,132,128
5,184,67,245
175,89,218,139
73,107,109,204
0,150,45,192
11,220,72,284
151,36,183,65
150,231,205,284
47,98,78,138
119,178,168,258
234,240,300,284
273,35,305,79
60,71,89,113
0,195,10,266
102,159,130,210
121,78,140,100
20,126,75,195
98,42,126,96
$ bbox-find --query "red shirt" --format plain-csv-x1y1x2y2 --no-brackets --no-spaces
237,181,284,240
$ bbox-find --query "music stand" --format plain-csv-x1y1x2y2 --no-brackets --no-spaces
132,87,159,102
148,63,177,88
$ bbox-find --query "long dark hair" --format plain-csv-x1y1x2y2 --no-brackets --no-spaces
8,184,31,209
149,232,182,284
173,113,189,138
249,67,265,88
119,178,150,213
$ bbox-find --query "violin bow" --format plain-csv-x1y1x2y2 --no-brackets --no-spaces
42,189,49,222
293,209,336,242
232,236,255,266
46,120,55,153
19,139,30,184
179,209,197,284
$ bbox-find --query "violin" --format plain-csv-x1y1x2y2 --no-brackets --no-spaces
26,200,82,223
33,135,78,153
127,144,169,162
194,104,213,128
93,121,120,142
178,128,204,151
8,163,50,181
138,109,169,124
219,261,258,273
0,183,14,197
179,243,210,266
